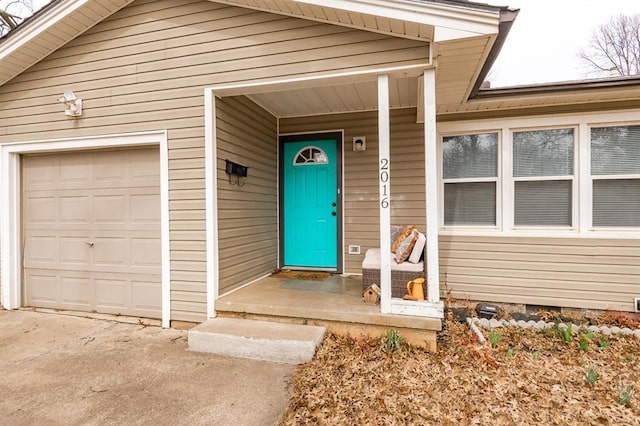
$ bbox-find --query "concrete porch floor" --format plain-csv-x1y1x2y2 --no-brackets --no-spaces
215,274,441,351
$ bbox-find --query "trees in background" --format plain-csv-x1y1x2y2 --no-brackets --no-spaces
0,0,35,36
578,13,640,77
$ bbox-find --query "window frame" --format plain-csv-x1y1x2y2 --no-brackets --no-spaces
438,130,502,231
588,123,640,231
437,110,640,239
508,126,578,231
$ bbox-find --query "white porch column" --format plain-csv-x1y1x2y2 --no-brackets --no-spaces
204,88,219,319
377,74,392,314
423,68,440,303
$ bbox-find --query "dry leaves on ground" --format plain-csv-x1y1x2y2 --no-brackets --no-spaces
280,317,640,425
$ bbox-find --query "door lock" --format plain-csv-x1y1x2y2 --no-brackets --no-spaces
331,212,337,216
331,202,337,207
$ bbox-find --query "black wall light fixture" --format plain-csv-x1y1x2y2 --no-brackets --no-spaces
225,159,248,186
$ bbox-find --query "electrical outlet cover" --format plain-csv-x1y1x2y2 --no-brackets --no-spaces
348,245,360,255
635,297,640,313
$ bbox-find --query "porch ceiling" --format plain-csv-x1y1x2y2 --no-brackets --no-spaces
248,76,420,118
245,31,497,119
209,0,501,111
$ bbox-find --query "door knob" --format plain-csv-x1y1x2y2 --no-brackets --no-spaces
85,241,94,247
331,212,337,216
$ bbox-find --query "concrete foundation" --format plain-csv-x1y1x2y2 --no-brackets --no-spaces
188,317,326,364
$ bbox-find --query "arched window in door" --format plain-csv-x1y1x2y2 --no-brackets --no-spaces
293,146,329,165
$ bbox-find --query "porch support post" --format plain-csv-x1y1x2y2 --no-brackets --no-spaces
377,74,392,313
423,68,440,303
204,88,219,319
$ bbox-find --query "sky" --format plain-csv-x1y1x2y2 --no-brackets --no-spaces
486,0,640,87
4,0,640,88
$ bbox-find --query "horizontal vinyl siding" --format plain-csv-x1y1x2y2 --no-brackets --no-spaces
216,96,278,294
282,110,640,313
0,0,428,320
280,108,426,273
440,236,640,312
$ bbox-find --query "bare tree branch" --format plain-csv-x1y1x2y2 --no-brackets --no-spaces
0,0,35,36
578,13,640,77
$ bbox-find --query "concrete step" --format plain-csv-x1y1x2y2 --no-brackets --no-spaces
188,317,326,364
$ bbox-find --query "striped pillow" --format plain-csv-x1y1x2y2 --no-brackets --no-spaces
394,229,419,264
391,225,416,253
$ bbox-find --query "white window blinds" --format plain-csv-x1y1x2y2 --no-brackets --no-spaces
591,125,640,227
443,133,498,226
513,129,574,227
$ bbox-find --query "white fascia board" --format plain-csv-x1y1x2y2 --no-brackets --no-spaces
294,0,500,36
434,26,490,42
210,63,430,97
0,0,90,61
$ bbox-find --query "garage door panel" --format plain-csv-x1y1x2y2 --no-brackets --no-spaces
24,156,59,188
94,195,126,223
132,279,162,312
26,196,57,223
25,274,57,304
93,237,128,266
60,237,91,267
61,276,92,307
95,278,127,309
60,155,91,185
60,196,91,224
23,148,161,319
24,231,90,268
25,236,58,265
94,153,127,184
131,238,162,267
130,149,160,181
130,194,160,223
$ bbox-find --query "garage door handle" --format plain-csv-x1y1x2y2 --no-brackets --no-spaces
85,242,94,247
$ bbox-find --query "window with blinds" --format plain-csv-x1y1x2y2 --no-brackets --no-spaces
591,125,640,227
512,128,575,226
442,133,498,226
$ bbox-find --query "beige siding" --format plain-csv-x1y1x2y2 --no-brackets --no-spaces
440,236,640,312
282,109,640,313
280,108,427,273
216,96,278,294
0,0,428,321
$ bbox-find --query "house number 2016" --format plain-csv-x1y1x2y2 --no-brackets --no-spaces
380,158,389,209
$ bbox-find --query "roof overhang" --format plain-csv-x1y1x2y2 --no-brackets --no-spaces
210,0,502,43
439,75,640,120
0,0,513,117
0,0,135,86
0,0,505,86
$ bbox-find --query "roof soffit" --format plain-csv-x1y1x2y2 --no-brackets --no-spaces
0,0,134,86
207,0,500,42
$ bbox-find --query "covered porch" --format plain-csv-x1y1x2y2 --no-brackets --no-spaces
204,67,444,328
197,0,511,339
215,273,442,350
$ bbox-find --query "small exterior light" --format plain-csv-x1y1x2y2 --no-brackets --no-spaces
57,91,83,117
353,136,366,151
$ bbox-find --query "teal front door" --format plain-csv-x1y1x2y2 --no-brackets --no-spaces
282,138,339,269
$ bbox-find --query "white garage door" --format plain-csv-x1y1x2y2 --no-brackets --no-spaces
23,148,162,318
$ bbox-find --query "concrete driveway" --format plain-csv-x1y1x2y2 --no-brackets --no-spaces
0,309,296,425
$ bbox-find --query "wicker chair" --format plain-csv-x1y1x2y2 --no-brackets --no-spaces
361,248,426,298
